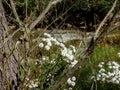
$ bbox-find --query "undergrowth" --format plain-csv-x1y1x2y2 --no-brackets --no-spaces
19,31,120,90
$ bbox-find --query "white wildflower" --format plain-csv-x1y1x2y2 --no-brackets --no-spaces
99,68,105,73
101,77,105,82
43,38,50,43
101,73,107,77
112,61,119,66
71,82,75,87
67,77,76,87
91,76,95,80
47,41,52,47
113,65,119,69
67,49,73,55
67,78,72,85
48,74,52,77
69,87,73,90
108,72,114,77
42,38,47,42
109,65,112,69
98,63,103,68
61,48,67,56
70,60,78,68
70,45,76,53
97,74,101,78
66,54,74,60
26,78,29,81
26,79,39,88
54,40,60,45
107,61,112,66
60,43,65,48
42,56,46,61
50,37,60,45
44,33,51,37
39,43,44,48
71,76,76,81
111,77,117,82
117,52,120,57
45,45,50,50
49,37,54,41
51,60,56,64
100,62,104,65
115,80,119,84
97,77,100,81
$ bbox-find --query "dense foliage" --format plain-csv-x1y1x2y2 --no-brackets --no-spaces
3,0,120,30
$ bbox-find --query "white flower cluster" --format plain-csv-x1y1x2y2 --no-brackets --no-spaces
25,79,39,88
60,44,78,67
92,61,120,84
39,33,68,51
50,59,56,64
61,47,74,60
42,56,49,61
39,33,78,67
69,60,78,68
118,52,120,57
39,33,53,50
67,76,76,87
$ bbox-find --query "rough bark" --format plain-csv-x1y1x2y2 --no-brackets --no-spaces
0,0,21,90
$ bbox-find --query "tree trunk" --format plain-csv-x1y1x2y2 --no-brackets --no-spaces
0,0,21,90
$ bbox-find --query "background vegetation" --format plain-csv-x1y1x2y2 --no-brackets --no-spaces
1,0,120,90
3,0,120,29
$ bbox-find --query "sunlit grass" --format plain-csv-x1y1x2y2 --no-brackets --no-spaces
74,44,120,90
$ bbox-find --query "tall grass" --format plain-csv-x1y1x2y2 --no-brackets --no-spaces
19,31,120,90
74,45,120,90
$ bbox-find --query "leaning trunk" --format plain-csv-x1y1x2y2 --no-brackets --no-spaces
0,0,21,90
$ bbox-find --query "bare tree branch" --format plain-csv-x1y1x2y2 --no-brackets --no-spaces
94,0,117,40
0,0,21,89
51,0,118,89
9,0,20,21
29,0,62,30
108,22,120,32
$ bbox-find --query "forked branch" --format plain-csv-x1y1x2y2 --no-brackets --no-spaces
29,0,62,30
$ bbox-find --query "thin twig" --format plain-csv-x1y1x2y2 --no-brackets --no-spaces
29,0,62,30
9,0,20,21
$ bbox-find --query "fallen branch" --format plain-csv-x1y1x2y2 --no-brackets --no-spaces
94,0,117,40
